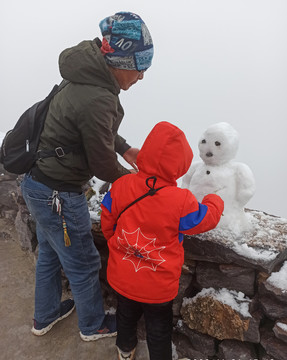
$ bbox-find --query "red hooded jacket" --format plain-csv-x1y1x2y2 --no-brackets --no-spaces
101,121,224,303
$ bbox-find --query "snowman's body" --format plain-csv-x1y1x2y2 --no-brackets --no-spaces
182,122,256,235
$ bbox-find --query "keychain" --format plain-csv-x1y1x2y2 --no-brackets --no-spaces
51,190,71,247
52,190,63,215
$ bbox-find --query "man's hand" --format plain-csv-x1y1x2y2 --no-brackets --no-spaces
123,147,140,171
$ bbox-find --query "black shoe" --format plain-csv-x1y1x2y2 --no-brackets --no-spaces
31,298,75,336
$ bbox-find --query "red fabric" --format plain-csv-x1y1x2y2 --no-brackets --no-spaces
100,37,115,55
101,121,224,303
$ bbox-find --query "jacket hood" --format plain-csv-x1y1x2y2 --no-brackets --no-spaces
59,38,120,95
137,121,193,185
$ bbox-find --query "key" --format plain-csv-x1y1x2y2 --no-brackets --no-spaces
52,190,63,215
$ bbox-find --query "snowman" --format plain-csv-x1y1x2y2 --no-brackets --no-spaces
182,122,256,235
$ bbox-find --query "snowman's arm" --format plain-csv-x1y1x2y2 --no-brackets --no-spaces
235,163,256,206
179,190,224,236
181,162,198,189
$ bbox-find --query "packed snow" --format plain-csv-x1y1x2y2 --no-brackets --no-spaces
232,242,279,262
182,122,256,236
196,209,287,256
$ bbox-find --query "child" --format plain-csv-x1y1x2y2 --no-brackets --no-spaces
101,121,224,360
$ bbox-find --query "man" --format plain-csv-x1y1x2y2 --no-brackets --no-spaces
20,11,153,341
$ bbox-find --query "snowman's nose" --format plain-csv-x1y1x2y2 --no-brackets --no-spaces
206,152,213,157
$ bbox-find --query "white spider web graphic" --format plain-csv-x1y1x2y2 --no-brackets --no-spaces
117,228,166,272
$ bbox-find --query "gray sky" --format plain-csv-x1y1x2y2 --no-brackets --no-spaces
1,0,287,218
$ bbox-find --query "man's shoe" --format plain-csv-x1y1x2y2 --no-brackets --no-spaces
80,314,117,341
117,346,136,360
31,298,75,336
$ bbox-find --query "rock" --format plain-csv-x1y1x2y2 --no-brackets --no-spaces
273,319,287,344
258,344,280,360
14,206,37,252
174,320,216,357
259,295,287,320
172,332,207,360
259,277,287,304
0,165,18,219
217,339,258,360
196,262,255,296
173,271,193,318
260,325,287,360
184,210,287,274
181,288,260,343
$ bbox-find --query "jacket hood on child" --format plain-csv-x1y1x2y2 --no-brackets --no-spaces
137,121,193,186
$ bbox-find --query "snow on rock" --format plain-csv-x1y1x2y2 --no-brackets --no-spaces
183,287,252,318
266,261,287,293
272,321,287,349
182,122,256,236
191,209,287,272
277,322,287,332
232,242,279,262
87,176,109,222
181,287,260,342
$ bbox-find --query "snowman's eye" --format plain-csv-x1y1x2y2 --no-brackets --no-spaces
201,139,206,143
215,141,221,146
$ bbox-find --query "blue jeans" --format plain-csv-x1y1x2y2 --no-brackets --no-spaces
21,174,105,335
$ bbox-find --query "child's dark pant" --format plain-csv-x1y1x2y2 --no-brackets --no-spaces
116,293,173,360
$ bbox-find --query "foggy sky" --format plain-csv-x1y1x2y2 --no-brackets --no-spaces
1,0,287,218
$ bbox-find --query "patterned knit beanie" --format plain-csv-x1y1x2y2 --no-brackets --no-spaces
99,12,154,71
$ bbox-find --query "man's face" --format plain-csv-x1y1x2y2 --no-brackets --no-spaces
110,68,144,91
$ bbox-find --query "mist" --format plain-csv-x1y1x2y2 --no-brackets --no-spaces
1,0,286,218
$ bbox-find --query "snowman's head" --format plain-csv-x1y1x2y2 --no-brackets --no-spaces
198,122,239,166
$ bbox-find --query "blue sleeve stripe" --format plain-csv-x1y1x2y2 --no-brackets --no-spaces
179,203,208,231
178,233,184,243
102,191,112,213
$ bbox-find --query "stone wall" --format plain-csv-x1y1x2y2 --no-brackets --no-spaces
1,165,287,360
174,226,287,360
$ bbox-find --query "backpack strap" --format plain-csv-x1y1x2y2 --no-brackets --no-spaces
117,176,165,221
36,144,82,160
36,80,82,160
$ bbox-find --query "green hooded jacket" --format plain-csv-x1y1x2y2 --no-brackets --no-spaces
36,38,130,186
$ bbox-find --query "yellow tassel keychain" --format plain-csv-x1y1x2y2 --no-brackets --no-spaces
62,216,71,247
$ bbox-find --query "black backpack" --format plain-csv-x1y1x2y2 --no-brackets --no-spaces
0,81,78,175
